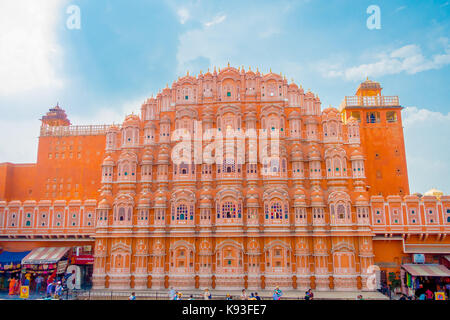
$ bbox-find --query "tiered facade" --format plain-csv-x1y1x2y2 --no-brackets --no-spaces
1,66,449,291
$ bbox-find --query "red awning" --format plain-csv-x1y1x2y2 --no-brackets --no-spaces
402,264,450,277
22,247,71,265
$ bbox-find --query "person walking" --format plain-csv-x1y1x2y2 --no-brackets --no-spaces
203,288,212,300
226,293,232,300
240,289,248,300
425,288,434,300
55,281,63,300
35,275,44,294
273,286,283,300
254,292,261,300
8,276,16,296
46,281,54,298
128,292,136,300
169,287,176,300
305,289,314,300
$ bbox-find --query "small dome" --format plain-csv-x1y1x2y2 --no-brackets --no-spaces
102,155,114,166
142,151,154,164
288,82,299,90
107,125,120,133
98,198,111,209
424,188,443,198
123,114,140,126
288,110,301,120
246,186,259,198
138,195,151,208
308,147,321,160
350,149,364,160
310,189,323,203
290,145,303,160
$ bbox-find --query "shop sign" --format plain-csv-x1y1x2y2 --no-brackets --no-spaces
413,254,425,264
57,260,69,274
20,286,29,299
71,255,94,265
435,292,446,300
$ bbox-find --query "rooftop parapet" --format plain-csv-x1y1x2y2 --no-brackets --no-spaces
40,124,118,137
339,95,400,110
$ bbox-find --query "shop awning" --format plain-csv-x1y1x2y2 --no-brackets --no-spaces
402,264,450,277
0,251,30,265
22,247,71,265
404,244,450,254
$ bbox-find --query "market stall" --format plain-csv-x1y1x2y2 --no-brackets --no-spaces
0,251,31,291
21,247,72,290
401,263,450,299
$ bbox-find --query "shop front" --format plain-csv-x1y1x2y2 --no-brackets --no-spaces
401,244,450,299
21,247,72,293
0,250,30,291
401,262,450,299
69,246,94,289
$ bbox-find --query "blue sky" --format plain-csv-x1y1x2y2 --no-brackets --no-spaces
0,0,449,194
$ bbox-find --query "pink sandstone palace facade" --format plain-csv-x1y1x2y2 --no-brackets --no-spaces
0,65,449,291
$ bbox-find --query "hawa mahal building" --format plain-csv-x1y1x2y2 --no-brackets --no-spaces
1,65,449,291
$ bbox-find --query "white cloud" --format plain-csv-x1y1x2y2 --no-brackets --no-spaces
402,106,450,194
204,14,226,27
321,41,450,81
0,0,66,96
175,3,291,74
177,8,190,24
70,96,147,125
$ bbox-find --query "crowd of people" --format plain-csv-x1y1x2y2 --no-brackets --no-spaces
4,270,74,299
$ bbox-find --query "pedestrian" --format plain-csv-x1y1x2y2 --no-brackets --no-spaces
128,292,136,300
226,293,232,300
46,281,54,298
203,288,212,300
8,276,16,296
249,293,256,300
425,288,433,300
357,294,364,300
188,295,194,300
254,292,261,300
169,287,176,300
273,286,283,300
240,289,248,300
35,274,44,294
14,277,21,295
55,281,63,299
305,289,314,300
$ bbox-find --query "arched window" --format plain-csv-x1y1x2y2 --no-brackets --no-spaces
177,204,188,220
271,158,279,173
222,201,236,218
270,202,283,219
337,204,345,219
118,207,125,221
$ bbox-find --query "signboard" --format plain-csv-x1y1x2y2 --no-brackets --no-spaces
20,286,29,299
71,255,94,265
435,292,446,300
57,260,69,274
413,254,425,264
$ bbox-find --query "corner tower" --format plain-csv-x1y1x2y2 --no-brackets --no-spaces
340,79,410,196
